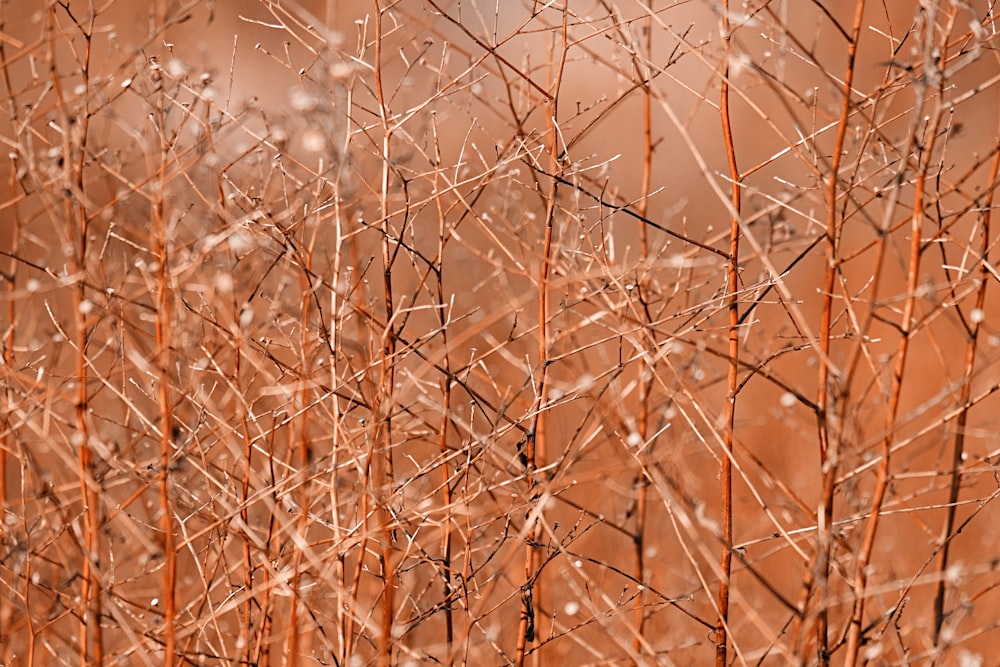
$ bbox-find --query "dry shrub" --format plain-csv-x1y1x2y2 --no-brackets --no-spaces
2,1,1000,665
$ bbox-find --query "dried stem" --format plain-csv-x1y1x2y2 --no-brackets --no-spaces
811,1,866,663
371,3,397,664
933,118,1000,644
45,5,104,664
716,2,741,665
844,5,955,663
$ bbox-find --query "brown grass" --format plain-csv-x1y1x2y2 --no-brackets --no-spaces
3,1,1000,665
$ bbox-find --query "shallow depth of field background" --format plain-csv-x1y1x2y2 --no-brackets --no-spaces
2,1,1000,665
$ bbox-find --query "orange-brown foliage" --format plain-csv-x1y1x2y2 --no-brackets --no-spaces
2,1,1000,665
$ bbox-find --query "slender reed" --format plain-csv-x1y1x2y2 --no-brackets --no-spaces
716,2,741,664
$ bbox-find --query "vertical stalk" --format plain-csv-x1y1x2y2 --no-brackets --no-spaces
932,123,1000,643
235,339,256,666
437,344,455,654
812,2,866,662
330,51,354,667
371,3,396,664
325,34,356,665
286,192,326,665
632,5,655,658
0,22,17,659
844,6,952,662
259,424,280,667
516,7,568,666
330,280,350,666
284,262,314,666
0,164,14,667
47,5,102,664
430,123,455,656
716,3,741,665
152,106,177,667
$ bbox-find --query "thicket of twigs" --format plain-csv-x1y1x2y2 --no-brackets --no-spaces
3,1,1000,665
